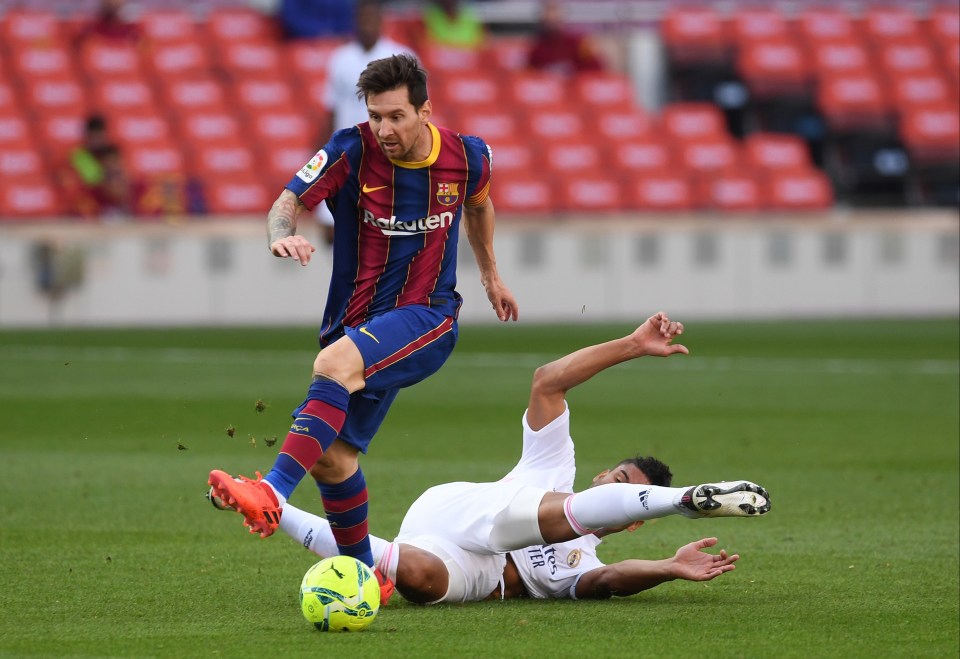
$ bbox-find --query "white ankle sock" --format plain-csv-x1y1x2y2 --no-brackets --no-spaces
563,483,690,533
278,505,338,557
375,541,400,583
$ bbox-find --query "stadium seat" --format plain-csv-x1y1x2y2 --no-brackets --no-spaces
730,8,791,43
796,8,858,44
204,7,278,43
189,143,258,178
0,143,45,177
245,109,315,146
457,107,522,143
177,110,242,144
525,110,586,144
216,40,286,80
763,168,834,210
625,174,694,211
817,71,891,131
145,42,213,80
202,177,273,215
506,72,567,110
124,143,186,178
0,176,63,218
890,73,953,111
610,137,674,175
284,38,345,86
109,111,175,148
571,73,636,108
33,112,86,156
876,41,939,77
89,78,157,114
481,36,531,72
594,108,652,142
809,39,873,77
159,78,228,115
736,39,810,98
230,78,297,112
0,9,62,47
22,77,88,115
543,141,604,177
898,104,960,165
862,7,921,43
78,40,144,81
138,9,198,44
300,78,330,120
432,72,502,109
743,133,812,171
678,137,741,176
259,144,315,191
491,174,554,215
661,7,729,64
419,44,482,74
484,140,536,179
695,171,763,211
555,174,623,213
660,103,728,142
9,44,77,80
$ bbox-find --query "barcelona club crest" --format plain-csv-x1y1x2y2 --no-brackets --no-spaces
436,182,459,206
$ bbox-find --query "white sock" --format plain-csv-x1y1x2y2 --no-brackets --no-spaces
375,541,401,583
278,504,394,567
563,483,691,534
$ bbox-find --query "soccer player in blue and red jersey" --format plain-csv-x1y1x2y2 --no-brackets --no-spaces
208,54,518,601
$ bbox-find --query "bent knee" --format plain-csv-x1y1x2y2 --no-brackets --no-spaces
395,545,450,605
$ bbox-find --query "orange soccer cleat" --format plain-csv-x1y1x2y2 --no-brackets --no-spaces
373,567,395,606
208,469,282,538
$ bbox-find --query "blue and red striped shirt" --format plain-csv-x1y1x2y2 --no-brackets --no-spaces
286,122,492,345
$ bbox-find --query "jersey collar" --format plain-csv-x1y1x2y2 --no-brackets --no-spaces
390,122,440,169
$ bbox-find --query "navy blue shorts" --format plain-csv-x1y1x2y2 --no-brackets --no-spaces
302,305,458,454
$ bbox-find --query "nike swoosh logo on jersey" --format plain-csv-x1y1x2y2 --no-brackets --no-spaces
359,327,380,343
362,183,388,194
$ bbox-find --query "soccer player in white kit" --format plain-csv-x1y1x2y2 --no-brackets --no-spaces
211,312,770,603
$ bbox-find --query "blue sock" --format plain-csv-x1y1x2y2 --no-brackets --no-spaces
318,468,374,568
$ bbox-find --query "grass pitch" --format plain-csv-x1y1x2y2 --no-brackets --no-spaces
1,318,957,658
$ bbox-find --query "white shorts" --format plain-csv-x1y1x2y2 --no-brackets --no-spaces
399,535,506,603
395,480,546,601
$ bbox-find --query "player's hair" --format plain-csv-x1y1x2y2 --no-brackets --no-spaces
356,54,429,108
616,456,673,487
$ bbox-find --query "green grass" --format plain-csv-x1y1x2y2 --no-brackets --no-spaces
1,319,957,658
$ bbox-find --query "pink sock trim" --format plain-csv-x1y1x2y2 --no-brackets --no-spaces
563,494,591,536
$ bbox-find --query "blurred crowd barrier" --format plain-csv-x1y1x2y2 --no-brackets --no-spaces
0,211,956,328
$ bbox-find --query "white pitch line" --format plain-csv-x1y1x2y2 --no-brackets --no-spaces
0,345,957,376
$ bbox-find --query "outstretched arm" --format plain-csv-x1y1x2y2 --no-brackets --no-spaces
462,196,519,322
267,189,316,266
526,312,688,430
574,537,738,599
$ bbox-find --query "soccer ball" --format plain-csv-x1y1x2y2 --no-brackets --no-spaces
299,556,381,632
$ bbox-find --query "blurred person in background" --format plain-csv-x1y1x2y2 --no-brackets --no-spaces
528,0,604,75
278,0,355,40
59,115,133,220
313,0,415,244
74,0,142,46
422,0,485,49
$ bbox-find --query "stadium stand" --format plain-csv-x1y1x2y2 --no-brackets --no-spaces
0,1,956,220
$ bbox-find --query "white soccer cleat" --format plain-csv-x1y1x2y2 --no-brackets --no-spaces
680,480,770,517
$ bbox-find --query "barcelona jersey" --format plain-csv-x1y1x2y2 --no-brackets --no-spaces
285,122,492,346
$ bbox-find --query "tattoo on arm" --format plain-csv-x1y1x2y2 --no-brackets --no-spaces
267,191,302,244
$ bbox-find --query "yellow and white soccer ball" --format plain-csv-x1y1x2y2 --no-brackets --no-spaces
300,556,380,632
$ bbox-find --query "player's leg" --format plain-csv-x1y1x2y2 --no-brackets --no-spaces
541,481,771,543
207,336,363,538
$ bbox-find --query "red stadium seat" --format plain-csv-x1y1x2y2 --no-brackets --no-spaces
202,177,273,215
78,40,144,81
124,143,186,178
433,72,502,109
1,9,62,47
216,40,285,79
485,140,536,179
481,36,531,72
457,107,522,142
817,71,892,131
22,77,88,115
610,137,674,174
259,144,315,191
159,78,228,115
492,174,554,215
284,38,345,85
763,168,834,210
89,78,157,114
594,108,653,142
419,44,482,74
177,110,242,144
876,41,938,76
555,174,623,213
145,42,213,80
660,103,728,142
246,110,315,146
506,72,567,110
796,9,858,44
9,44,76,80
661,7,729,63
526,110,586,143
190,143,258,178
0,109,34,149
890,73,953,111
205,7,277,43
572,73,635,108
730,8,791,43
743,133,811,171
899,104,960,164
230,78,296,112
678,137,741,176
625,174,694,211
110,111,175,147
809,39,873,77
862,7,921,43
33,112,86,156
737,39,810,98
0,143,45,177
138,9,198,44
696,171,763,211
0,178,62,218
543,141,604,176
